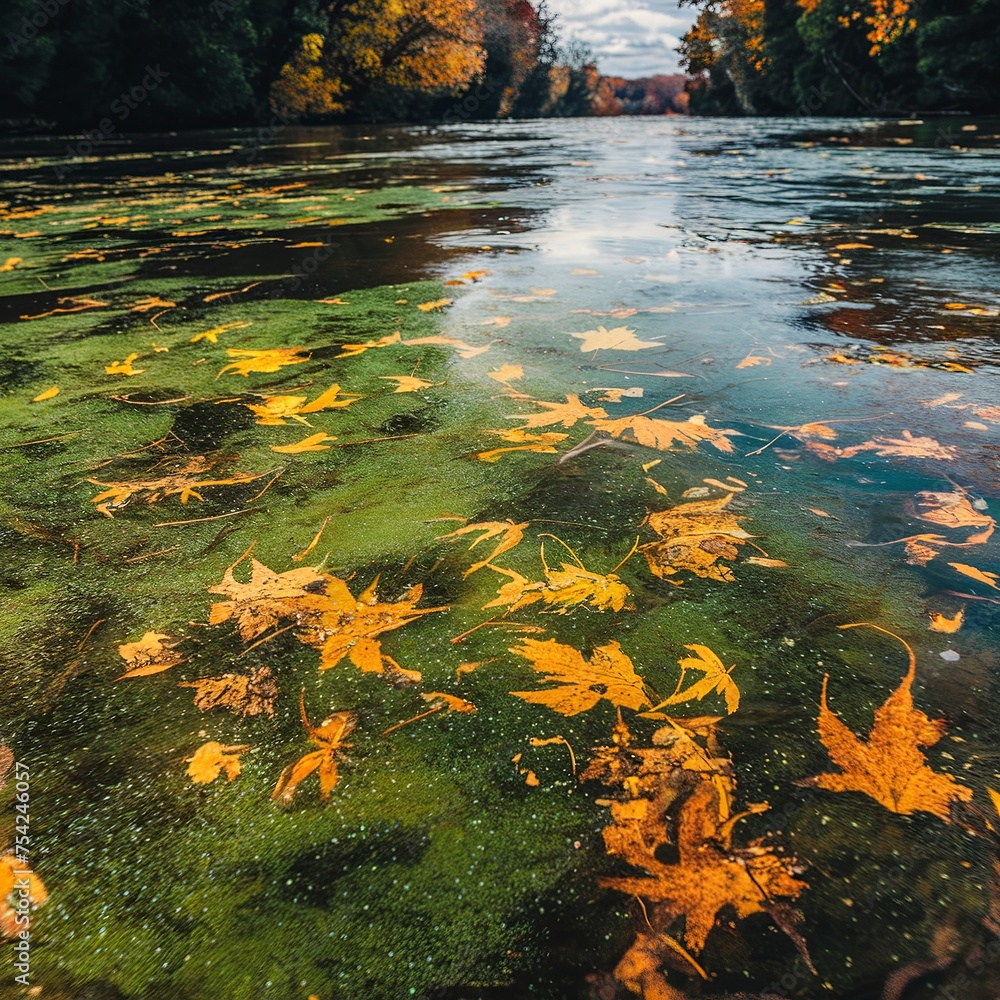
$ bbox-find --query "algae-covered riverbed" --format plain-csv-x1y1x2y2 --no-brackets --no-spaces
1,118,999,1000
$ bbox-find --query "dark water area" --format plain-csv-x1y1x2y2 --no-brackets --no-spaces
0,117,998,1000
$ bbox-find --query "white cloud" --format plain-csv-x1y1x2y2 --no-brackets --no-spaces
548,0,696,77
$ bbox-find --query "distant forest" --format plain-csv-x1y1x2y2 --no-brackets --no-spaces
0,0,996,130
680,0,1000,114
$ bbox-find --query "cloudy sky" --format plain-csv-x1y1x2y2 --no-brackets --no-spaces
548,0,696,78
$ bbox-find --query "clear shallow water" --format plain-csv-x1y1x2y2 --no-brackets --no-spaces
0,117,998,1000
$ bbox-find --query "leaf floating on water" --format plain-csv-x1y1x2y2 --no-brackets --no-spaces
509,394,607,429
928,609,964,633
591,414,738,454
273,694,355,804
379,375,439,393
437,519,528,577
248,384,362,425
31,386,59,402
208,558,328,642
0,257,22,272
475,428,568,461
914,491,994,534
403,334,490,359
947,562,1000,590
187,741,247,784
571,325,659,352
179,666,278,717
735,353,771,368
271,432,337,453
642,493,754,583
129,295,176,313
336,332,401,358
650,645,740,715
416,298,452,312
487,364,524,386
189,320,252,344
115,631,184,679
510,638,649,716
218,347,311,377
807,431,958,462
595,387,644,403
105,352,146,376
802,624,973,821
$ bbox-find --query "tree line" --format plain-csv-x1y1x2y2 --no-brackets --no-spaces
678,0,1000,114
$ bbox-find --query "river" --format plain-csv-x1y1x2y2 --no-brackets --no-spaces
1,116,999,999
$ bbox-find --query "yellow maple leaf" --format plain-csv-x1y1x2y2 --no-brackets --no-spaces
0,257,22,272
105,352,146,376
179,666,278,717
438,519,528,577
31,386,59,402
217,347,311,377
509,394,607,429
336,332,401,358
948,562,999,589
928,609,964,633
114,631,184,680
571,326,659,352
129,295,176,313
804,624,973,821
591,414,737,454
379,375,439,393
488,364,524,385
189,320,251,344
416,298,452,311
736,353,771,369
650,645,739,715
475,429,568,461
271,432,337,453
273,693,355,804
641,493,754,583
187,741,248,784
247,384,362,426
21,296,108,320
510,638,650,716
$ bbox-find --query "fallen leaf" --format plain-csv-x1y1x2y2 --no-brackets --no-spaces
487,364,524,386
179,666,278,717
336,332,401,358
247,384,362,425
650,645,740,715
129,295,176,313
417,298,451,312
271,432,337,453
593,413,738,454
379,375,439,393
20,296,107,320
31,386,59,402
218,347,311,377
928,609,964,633
481,316,511,327
105,352,146,376
802,624,973,821
438,519,528,577
115,631,184,679
0,854,47,939
510,638,650,716
0,257,22,272
642,493,754,583
571,326,659,352
596,387,644,402
509,395,607,429
948,562,1000,590
736,353,771,369
403,335,490,359
273,693,355,803
189,320,252,344
187,741,247,784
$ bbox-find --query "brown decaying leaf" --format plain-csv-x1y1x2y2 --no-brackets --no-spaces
0,854,48,939
510,638,650,716
583,717,807,965
115,631,184,679
641,493,754,583
89,457,267,517
187,741,248,784
273,692,356,804
179,666,278,717
508,395,607,429
806,431,958,462
802,624,973,821
217,347,312,377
